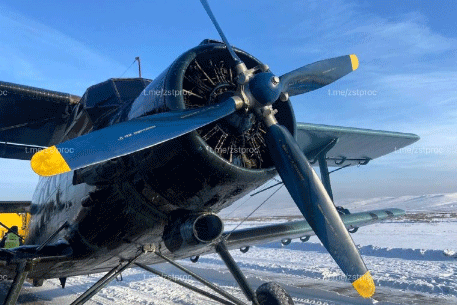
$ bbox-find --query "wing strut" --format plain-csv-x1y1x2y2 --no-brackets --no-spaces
309,138,339,201
308,138,361,231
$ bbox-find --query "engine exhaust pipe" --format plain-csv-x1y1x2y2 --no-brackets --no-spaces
164,213,224,253
181,213,224,244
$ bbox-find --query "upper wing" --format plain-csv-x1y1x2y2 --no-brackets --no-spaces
0,78,153,161
296,122,420,167
0,81,80,160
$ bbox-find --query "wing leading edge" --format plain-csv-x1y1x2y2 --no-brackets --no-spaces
221,208,404,251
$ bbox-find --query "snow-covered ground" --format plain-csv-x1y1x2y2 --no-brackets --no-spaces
2,192,456,304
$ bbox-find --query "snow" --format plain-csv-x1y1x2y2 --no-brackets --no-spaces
2,193,457,304
220,191,457,219
339,193,457,213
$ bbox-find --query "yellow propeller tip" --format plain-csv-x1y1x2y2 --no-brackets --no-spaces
31,145,71,177
352,271,375,298
350,54,359,71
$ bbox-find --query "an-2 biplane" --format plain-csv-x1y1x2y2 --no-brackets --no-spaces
0,1,419,304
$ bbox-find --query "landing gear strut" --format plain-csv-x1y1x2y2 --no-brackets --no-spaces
215,242,260,305
216,242,294,305
3,261,29,305
69,252,142,305
147,242,294,305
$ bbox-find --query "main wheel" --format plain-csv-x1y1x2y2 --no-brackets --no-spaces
256,282,294,305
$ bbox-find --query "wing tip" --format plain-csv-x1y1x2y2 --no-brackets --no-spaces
352,271,375,298
350,54,359,71
31,146,71,177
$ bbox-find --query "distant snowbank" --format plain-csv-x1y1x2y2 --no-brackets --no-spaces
257,241,457,261
220,192,457,218
339,193,457,213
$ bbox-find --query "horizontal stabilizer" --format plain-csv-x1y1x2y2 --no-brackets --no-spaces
0,241,72,279
0,201,31,213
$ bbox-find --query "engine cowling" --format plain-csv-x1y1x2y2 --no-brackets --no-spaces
129,40,296,170
126,41,296,211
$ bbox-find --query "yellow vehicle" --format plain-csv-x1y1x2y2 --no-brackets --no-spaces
0,201,30,244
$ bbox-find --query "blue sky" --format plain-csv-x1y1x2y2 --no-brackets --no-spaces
0,0,456,202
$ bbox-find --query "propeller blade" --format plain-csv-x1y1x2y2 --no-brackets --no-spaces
266,123,375,298
199,0,244,66
280,54,359,96
31,98,239,177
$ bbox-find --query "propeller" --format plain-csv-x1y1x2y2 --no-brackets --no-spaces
265,124,374,298
280,54,358,96
199,0,243,66
200,0,374,298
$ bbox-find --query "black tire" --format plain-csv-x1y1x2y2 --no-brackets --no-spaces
256,282,294,305
32,278,44,287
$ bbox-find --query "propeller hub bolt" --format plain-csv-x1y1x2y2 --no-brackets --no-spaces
280,92,289,102
271,76,280,85
237,74,249,85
